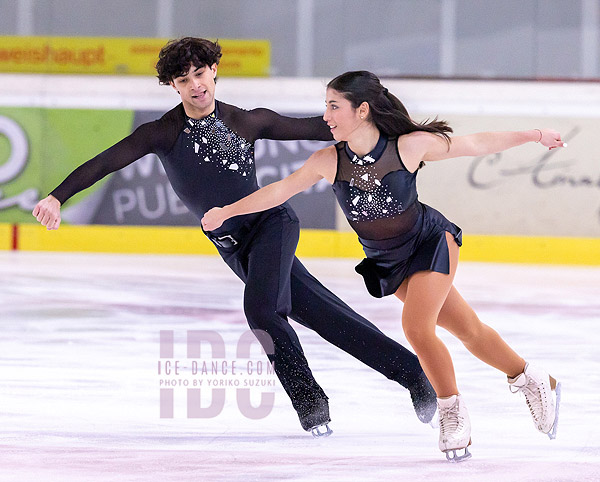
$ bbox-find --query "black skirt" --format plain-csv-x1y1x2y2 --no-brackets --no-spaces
355,202,462,298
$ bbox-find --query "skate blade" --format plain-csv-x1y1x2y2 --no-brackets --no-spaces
547,381,562,440
429,407,439,429
444,446,472,463
311,423,333,438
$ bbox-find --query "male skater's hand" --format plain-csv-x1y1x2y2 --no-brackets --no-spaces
201,207,225,232
32,195,62,230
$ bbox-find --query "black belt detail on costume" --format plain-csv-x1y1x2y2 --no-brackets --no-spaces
205,215,259,249
208,233,239,249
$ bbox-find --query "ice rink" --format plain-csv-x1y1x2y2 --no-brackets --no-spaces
1,251,599,481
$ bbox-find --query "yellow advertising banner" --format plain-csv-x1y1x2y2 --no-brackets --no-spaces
0,36,270,76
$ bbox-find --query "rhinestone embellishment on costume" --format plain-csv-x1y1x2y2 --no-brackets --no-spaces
345,156,404,222
185,115,254,178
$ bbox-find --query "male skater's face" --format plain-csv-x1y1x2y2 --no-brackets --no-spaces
170,63,218,118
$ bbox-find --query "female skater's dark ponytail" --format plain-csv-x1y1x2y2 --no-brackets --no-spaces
327,71,452,143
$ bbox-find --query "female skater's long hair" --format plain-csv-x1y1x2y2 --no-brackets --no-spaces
327,71,452,146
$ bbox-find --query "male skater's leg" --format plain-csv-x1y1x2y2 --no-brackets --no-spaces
289,257,436,423
222,209,330,432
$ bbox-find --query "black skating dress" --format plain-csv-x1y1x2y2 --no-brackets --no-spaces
332,134,462,298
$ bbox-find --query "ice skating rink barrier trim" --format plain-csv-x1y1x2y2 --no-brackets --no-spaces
2,223,599,265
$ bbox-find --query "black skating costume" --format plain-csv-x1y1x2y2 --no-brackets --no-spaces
332,134,462,298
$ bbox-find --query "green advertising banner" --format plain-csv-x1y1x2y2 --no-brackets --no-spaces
0,108,133,223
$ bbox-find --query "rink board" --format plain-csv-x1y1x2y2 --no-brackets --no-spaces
0,223,11,250
1,223,599,265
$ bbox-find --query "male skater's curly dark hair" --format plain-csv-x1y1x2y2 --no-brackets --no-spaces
156,37,222,84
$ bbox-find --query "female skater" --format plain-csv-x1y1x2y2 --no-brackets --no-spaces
201,70,563,461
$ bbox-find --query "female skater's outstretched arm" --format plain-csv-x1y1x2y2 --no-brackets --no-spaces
201,126,564,232
201,146,337,231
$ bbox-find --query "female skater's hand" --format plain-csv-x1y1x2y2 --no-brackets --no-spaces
32,195,61,230
201,207,226,232
538,128,567,150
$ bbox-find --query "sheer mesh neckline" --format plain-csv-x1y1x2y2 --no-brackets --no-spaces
344,134,388,165
185,101,220,125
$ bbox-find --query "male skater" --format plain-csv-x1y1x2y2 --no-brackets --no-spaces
33,37,435,437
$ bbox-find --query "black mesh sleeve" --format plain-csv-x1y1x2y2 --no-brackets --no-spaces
248,108,333,142
50,121,170,205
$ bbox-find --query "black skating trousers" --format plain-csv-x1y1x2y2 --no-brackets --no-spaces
216,204,424,414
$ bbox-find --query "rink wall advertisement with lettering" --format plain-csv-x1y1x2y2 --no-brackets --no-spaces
0,107,133,222
415,115,599,238
0,36,271,77
0,75,598,237
0,107,336,229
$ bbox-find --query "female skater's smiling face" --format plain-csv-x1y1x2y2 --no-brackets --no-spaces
170,63,217,118
323,88,367,141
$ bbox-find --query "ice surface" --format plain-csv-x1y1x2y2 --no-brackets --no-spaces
0,252,598,481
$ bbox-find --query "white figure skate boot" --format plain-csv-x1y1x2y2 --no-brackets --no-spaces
437,394,472,462
508,363,561,439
